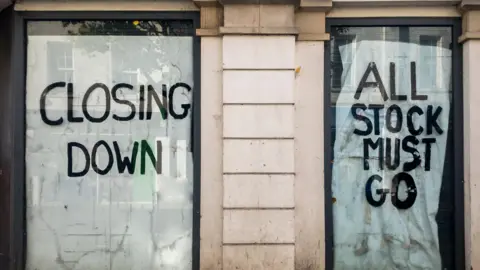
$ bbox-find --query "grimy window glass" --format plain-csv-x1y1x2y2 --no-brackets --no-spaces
330,26,455,269
26,20,194,269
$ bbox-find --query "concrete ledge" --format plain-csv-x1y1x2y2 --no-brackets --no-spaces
194,0,221,7
297,33,329,41
220,0,297,4
332,0,459,7
14,1,199,11
196,28,220,36
459,32,480,43
299,0,332,11
460,0,480,11
219,26,298,35
198,4,223,37
326,6,460,17
461,9,480,42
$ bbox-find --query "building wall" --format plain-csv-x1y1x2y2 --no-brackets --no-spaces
1,0,479,269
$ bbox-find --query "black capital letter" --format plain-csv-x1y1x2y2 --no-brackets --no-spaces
365,174,386,207
147,85,168,120
402,135,421,171
169,83,192,120
67,83,83,123
91,140,114,175
113,141,138,174
385,138,400,170
354,62,389,101
389,62,407,101
82,83,111,123
426,105,444,135
67,142,90,177
141,140,162,175
422,138,436,171
363,138,383,170
391,172,417,210
386,104,403,133
40,82,65,126
112,83,135,121
411,62,428,101
369,105,384,135
407,105,424,136
352,103,373,136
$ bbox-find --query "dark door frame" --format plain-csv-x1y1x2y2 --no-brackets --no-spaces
6,10,201,270
324,17,464,270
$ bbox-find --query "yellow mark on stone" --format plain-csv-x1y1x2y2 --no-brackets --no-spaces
295,66,301,74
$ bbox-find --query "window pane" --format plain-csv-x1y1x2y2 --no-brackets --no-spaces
26,20,194,270
330,26,454,269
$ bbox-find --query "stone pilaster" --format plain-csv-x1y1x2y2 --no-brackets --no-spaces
459,1,480,269
219,1,297,269
194,1,224,270
294,2,331,269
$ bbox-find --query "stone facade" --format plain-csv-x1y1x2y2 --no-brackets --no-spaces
1,0,480,269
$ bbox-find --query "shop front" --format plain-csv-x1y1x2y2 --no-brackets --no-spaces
0,0,478,269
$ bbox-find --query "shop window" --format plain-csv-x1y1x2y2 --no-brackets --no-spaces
331,34,356,93
47,41,74,83
327,23,461,270
418,35,443,91
25,18,197,270
111,42,139,85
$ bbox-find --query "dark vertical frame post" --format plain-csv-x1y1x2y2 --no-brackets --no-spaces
11,10,26,270
10,11,201,270
323,30,333,270
452,18,464,270
191,12,201,270
0,5,14,270
324,17,464,270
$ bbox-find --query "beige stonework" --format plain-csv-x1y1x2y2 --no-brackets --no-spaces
199,36,224,270
12,0,478,269
333,0,459,6
461,1,480,270
460,1,480,42
195,1,331,269
296,9,329,41
220,4,298,35
196,3,224,270
223,245,295,270
195,0,223,36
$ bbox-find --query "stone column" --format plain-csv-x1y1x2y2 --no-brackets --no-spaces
220,1,297,269
294,2,331,269
460,0,480,269
194,1,224,269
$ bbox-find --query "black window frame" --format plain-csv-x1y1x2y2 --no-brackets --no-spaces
8,11,201,270
324,17,464,270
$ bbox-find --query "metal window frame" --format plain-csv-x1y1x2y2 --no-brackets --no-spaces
9,11,201,270
324,17,463,270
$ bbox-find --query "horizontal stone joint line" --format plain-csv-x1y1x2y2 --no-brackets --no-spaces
223,68,295,71
223,207,295,210
223,172,295,175
223,137,294,140
223,102,295,106
222,243,295,246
